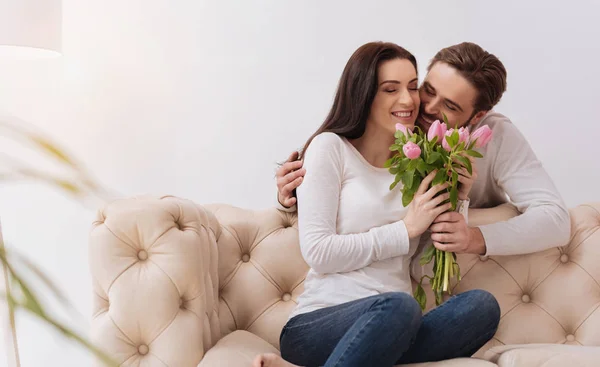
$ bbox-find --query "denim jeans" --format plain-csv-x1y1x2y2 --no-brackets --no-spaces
279,289,500,367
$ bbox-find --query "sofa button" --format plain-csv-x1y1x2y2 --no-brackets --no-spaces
179,298,184,307
241,254,250,262
566,334,575,342
137,250,148,261
282,293,292,302
479,255,488,262
138,344,149,355
560,254,569,263
521,294,531,303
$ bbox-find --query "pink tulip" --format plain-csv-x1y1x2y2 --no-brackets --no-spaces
458,127,469,144
395,123,411,135
403,141,421,160
427,120,447,143
470,125,493,148
442,129,454,151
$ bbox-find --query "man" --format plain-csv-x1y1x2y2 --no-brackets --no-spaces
275,42,570,257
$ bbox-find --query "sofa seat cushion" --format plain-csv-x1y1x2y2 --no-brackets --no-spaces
198,330,279,366
484,344,600,367
198,330,495,367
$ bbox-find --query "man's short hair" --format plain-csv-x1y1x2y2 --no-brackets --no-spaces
429,42,507,112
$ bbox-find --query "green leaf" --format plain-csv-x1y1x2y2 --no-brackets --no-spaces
389,144,402,151
402,170,414,190
398,158,409,172
407,159,419,171
416,160,427,176
450,129,459,147
450,185,458,209
420,244,436,265
384,156,397,168
412,175,422,193
455,155,472,175
453,262,461,282
465,149,483,158
389,180,398,190
442,112,449,125
413,283,427,311
402,189,415,207
432,169,447,186
457,141,466,151
389,166,399,175
426,152,441,164
452,170,458,187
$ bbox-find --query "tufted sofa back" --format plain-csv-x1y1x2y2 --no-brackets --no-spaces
206,202,600,355
89,197,600,365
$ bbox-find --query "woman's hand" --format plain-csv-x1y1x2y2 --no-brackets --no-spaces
403,171,452,239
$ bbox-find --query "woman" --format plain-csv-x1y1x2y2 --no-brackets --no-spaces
253,42,500,367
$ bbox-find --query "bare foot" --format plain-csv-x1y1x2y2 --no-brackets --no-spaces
252,353,302,367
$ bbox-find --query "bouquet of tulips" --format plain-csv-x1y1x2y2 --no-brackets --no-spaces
385,116,492,310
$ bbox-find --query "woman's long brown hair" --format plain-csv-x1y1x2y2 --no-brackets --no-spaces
298,42,418,160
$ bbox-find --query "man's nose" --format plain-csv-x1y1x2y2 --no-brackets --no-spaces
424,98,440,116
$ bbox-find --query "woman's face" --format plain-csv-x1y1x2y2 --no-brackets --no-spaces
367,58,420,135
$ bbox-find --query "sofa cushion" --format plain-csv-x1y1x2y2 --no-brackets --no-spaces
484,343,600,367
198,330,279,367
198,330,496,367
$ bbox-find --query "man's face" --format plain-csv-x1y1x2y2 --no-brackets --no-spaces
416,62,486,132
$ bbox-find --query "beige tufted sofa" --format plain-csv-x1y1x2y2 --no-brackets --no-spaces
89,196,600,367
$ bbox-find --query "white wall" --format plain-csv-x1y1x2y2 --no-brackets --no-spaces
1,0,599,365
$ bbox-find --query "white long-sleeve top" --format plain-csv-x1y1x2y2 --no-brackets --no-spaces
288,132,420,319
464,111,571,255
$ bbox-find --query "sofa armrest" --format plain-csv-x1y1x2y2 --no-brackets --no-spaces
89,195,221,366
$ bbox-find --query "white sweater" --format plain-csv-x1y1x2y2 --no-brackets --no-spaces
288,132,420,319
463,111,570,256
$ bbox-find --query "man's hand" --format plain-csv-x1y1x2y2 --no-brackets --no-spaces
430,211,486,255
276,151,306,208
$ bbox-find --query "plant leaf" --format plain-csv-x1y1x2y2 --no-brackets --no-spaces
455,155,472,175
420,244,436,265
416,159,427,176
450,129,459,147
426,152,441,164
30,136,78,168
402,189,414,207
413,283,427,311
465,149,483,158
402,170,414,190
432,169,447,186
450,185,458,209
407,159,419,171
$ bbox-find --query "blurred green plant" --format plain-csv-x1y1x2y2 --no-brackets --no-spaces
0,116,118,366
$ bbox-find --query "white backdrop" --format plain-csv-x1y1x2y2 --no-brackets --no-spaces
1,0,599,365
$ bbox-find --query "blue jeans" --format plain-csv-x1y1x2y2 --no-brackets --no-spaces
279,290,500,367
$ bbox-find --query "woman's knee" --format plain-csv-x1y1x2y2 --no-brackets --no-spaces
374,292,422,325
464,289,501,328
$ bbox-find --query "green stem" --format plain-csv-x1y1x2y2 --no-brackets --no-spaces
442,251,450,292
